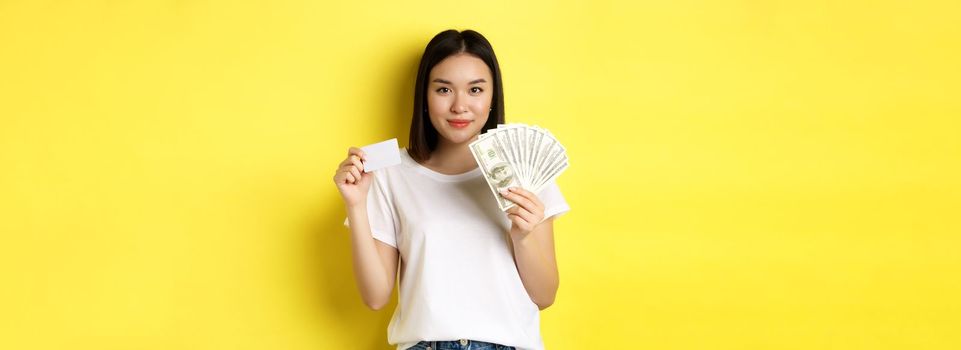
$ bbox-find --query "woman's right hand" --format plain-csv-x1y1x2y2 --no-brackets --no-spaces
333,147,373,208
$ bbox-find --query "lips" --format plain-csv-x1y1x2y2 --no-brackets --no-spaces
447,119,472,129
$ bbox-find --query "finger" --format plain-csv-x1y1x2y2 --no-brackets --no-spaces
339,156,358,168
508,214,531,231
349,166,362,182
509,187,544,210
500,189,536,212
345,172,355,184
507,206,533,224
349,155,365,173
347,147,367,161
336,164,351,177
334,167,351,182
514,205,537,224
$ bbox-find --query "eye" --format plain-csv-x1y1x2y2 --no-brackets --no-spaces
470,87,484,94
436,87,451,94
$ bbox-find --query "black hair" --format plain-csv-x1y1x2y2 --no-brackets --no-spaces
407,29,505,162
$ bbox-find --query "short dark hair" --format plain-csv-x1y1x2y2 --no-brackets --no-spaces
407,29,505,162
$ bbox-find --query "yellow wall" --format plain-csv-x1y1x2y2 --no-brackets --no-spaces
2,1,959,349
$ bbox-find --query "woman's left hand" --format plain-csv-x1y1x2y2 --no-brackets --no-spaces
499,187,545,239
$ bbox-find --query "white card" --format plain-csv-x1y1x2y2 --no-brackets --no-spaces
360,138,401,173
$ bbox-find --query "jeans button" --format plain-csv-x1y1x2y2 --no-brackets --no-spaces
459,339,469,346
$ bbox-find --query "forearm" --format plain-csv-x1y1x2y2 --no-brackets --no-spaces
347,204,392,308
510,229,559,310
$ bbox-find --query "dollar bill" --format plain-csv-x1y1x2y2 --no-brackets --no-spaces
469,134,523,211
472,123,570,210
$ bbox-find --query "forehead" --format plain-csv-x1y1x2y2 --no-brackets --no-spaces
429,53,493,82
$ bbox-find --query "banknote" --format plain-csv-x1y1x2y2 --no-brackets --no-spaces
469,133,524,211
470,123,569,211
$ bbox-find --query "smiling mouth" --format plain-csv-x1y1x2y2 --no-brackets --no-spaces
447,119,472,129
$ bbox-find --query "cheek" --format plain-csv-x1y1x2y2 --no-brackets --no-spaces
474,97,492,119
427,111,445,129
473,108,490,129
427,94,449,111
471,99,490,111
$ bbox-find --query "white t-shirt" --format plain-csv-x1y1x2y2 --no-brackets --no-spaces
344,148,570,350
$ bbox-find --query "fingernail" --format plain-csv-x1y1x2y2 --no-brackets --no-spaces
499,189,508,195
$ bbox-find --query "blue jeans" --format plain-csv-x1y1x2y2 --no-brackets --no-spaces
408,339,516,350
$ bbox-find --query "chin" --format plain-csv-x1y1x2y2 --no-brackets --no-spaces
440,129,481,145
441,133,474,145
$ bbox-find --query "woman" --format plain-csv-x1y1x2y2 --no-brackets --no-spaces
335,29,570,350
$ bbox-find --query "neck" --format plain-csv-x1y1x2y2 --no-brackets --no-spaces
422,135,480,175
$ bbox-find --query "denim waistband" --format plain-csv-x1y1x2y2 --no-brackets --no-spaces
413,339,515,350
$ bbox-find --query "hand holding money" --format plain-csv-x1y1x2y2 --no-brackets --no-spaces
499,187,546,237
469,123,569,211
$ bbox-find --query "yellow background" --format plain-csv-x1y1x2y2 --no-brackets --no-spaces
2,0,959,349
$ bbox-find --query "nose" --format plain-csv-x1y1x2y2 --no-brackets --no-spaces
451,93,469,114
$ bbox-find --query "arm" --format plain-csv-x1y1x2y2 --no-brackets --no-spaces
334,147,399,311
510,218,559,310
500,187,560,310
346,204,399,310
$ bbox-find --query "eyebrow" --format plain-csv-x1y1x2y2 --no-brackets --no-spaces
431,78,488,85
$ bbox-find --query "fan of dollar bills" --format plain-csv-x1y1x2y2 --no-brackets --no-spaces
469,123,569,211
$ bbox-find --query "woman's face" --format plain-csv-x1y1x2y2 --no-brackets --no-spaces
426,53,493,146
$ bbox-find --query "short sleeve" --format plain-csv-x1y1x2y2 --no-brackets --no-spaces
536,180,571,220
342,176,398,248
